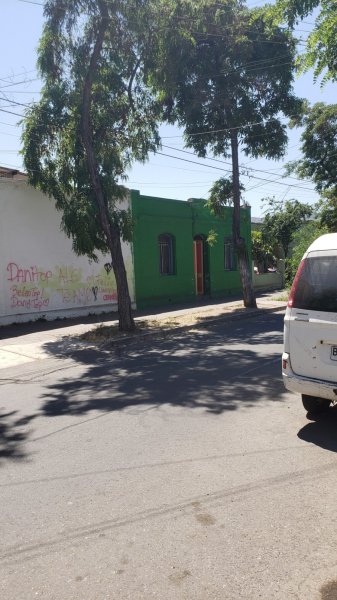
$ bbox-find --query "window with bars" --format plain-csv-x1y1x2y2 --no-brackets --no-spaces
159,234,175,275
224,237,236,271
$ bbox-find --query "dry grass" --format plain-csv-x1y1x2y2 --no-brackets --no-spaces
273,290,289,302
78,304,247,344
79,318,175,343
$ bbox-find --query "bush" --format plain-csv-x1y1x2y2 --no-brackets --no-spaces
285,221,328,285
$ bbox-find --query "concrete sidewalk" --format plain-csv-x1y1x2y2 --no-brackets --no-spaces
0,290,287,370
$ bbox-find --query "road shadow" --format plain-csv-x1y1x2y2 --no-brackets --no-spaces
0,314,285,464
298,405,337,452
42,310,285,362
39,314,286,419
0,409,34,464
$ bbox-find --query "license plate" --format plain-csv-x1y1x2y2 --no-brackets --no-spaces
331,346,337,361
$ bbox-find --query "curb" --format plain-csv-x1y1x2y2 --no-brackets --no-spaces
99,303,287,350
0,303,287,370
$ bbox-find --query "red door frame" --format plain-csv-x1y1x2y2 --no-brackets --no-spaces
194,238,204,295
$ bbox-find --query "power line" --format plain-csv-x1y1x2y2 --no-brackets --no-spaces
0,95,37,110
162,144,313,184
0,78,39,90
0,130,19,137
0,102,316,190
0,120,20,128
14,0,309,49
0,68,36,84
0,93,305,145
17,0,43,5
155,149,315,191
0,90,42,94
0,108,24,118
161,113,301,139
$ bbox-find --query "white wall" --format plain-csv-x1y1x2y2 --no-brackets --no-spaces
252,260,285,292
0,180,135,325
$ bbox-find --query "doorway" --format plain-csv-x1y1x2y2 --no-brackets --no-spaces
194,235,206,295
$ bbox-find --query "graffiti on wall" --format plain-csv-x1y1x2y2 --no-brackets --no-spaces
6,262,119,312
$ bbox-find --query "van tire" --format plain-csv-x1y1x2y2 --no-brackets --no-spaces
302,394,331,414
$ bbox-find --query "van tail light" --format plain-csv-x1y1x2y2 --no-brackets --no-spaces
282,353,290,371
288,259,306,308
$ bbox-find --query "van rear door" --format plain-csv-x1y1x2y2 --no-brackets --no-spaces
288,250,337,382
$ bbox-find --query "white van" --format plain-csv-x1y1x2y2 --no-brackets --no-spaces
283,233,337,414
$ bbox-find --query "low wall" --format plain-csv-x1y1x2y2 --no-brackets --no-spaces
253,260,285,292
0,181,135,325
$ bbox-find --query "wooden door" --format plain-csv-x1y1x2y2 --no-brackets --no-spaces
194,239,204,295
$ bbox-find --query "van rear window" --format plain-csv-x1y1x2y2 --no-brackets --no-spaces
293,255,337,312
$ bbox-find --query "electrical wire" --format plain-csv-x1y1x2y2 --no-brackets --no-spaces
0,68,36,83
161,144,313,183
0,99,317,191
0,93,306,144
155,149,315,191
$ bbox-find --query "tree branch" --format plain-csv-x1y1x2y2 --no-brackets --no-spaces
128,57,141,112
80,0,113,243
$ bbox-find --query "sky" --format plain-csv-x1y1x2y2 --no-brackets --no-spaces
0,0,335,218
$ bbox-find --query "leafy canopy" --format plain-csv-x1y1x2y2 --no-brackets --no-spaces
288,102,337,233
152,1,302,162
22,0,160,260
261,197,313,258
148,0,302,308
206,177,245,215
291,103,337,192
251,230,276,273
275,1,337,84
286,220,328,283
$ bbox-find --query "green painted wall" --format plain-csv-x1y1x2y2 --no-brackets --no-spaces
131,190,252,309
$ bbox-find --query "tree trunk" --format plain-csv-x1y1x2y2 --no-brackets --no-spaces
230,130,257,309
80,0,135,331
110,225,135,331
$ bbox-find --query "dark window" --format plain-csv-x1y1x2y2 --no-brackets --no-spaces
159,234,175,275
224,237,236,271
293,254,337,312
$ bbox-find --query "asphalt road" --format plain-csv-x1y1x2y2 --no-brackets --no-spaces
1,311,337,600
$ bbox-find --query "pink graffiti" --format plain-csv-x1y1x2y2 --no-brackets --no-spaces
10,285,50,311
7,262,52,283
103,293,117,301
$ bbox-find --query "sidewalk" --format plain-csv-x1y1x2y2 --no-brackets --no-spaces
0,290,287,370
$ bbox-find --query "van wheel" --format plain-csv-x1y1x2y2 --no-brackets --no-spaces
302,395,331,414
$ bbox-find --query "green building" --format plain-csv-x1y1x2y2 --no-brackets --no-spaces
131,190,252,309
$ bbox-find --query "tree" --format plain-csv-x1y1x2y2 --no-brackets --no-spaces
292,104,337,191
286,220,328,284
317,193,337,233
149,1,302,308
22,0,160,331
206,176,245,215
251,230,276,274
275,1,337,83
261,197,313,285
288,103,337,232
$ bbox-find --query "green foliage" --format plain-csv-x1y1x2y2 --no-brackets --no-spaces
206,229,218,247
251,230,276,273
275,1,337,84
261,197,313,258
293,103,337,192
206,177,241,216
152,1,302,161
22,0,161,261
275,1,319,27
149,0,302,307
287,103,337,235
318,193,337,233
286,220,328,284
